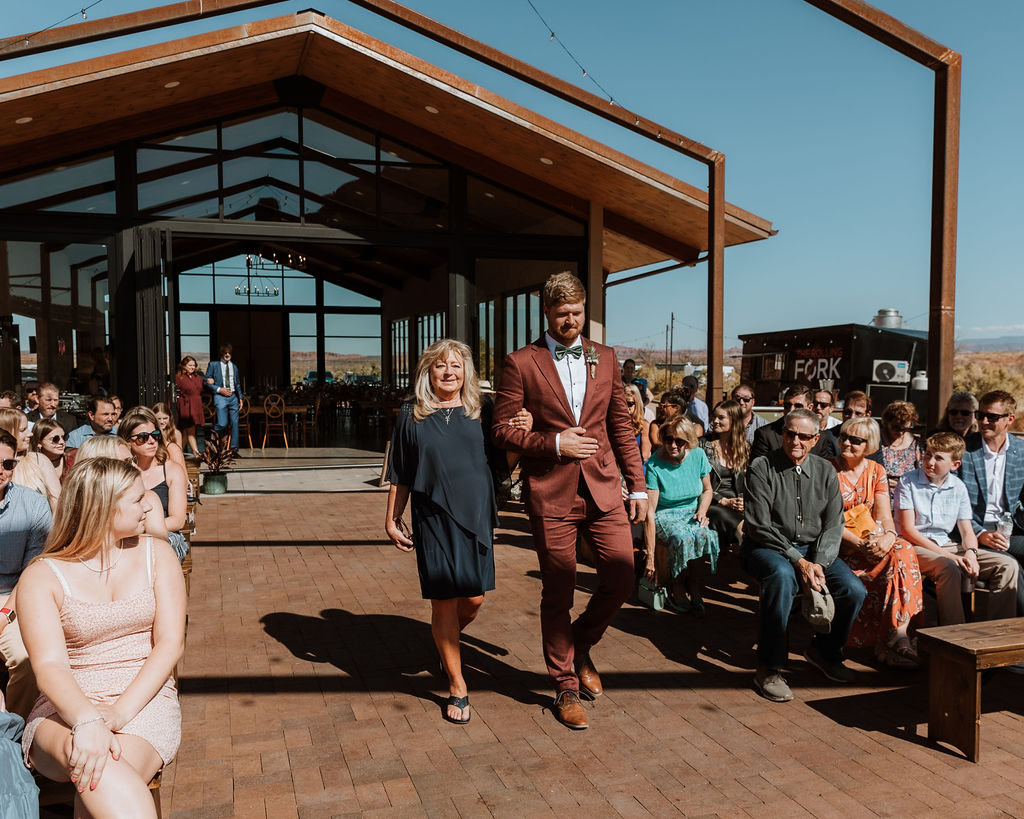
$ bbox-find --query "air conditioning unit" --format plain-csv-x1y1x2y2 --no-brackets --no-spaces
872,359,910,384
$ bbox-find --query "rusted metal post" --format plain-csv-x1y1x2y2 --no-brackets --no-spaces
706,155,726,407
802,0,961,428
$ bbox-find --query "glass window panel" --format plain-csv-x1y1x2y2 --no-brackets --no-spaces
137,148,215,174
139,165,219,211
380,166,449,231
178,274,214,304
289,313,316,335
325,336,382,358
46,191,117,214
530,291,541,340
0,155,114,211
13,313,37,380
283,276,316,306
154,198,220,219
303,113,376,160
222,110,298,153
466,175,584,236
49,253,73,307
179,311,210,335
302,161,376,227
223,156,299,189
324,314,380,337
380,139,440,165
179,335,210,362
324,281,378,308
153,126,217,150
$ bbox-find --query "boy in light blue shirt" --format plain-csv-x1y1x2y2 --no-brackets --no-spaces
895,432,1017,625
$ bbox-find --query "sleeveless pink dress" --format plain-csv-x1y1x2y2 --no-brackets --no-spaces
22,538,181,766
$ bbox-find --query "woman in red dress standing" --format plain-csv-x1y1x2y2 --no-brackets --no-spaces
174,356,204,456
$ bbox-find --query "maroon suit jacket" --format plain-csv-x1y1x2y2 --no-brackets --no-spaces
492,336,645,518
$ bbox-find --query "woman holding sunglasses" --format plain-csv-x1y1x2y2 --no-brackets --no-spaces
642,416,719,615
30,418,70,482
0,407,61,512
118,408,189,561
832,417,922,668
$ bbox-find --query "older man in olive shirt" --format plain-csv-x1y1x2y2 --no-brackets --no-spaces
741,409,865,702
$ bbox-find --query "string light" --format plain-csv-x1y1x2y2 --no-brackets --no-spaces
0,0,105,54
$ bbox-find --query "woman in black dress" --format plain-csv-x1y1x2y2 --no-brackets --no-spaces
385,339,529,724
702,400,749,551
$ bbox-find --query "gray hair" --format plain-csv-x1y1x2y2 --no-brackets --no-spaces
784,408,820,431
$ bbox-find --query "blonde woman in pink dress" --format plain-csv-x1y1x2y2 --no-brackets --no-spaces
18,457,185,817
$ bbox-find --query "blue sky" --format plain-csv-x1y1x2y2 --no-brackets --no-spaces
4,0,1022,350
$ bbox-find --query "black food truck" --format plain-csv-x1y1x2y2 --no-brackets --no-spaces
738,318,928,417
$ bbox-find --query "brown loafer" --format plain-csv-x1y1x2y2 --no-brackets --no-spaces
574,653,603,700
553,690,588,730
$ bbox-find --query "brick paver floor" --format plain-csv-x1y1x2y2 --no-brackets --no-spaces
163,481,1024,818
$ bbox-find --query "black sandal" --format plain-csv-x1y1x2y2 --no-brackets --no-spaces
443,695,471,724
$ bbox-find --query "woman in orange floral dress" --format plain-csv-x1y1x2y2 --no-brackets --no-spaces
832,416,923,668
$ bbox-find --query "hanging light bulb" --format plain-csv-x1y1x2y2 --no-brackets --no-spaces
81,9,88,19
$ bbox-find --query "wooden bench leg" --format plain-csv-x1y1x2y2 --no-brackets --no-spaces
927,648,981,762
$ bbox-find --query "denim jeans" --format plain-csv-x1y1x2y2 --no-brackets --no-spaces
740,542,866,671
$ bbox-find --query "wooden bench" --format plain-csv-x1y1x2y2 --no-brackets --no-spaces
917,618,1024,762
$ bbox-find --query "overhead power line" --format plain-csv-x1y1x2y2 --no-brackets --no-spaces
0,0,105,54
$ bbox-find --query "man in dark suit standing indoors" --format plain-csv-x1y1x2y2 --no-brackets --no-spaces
493,272,647,730
205,343,243,454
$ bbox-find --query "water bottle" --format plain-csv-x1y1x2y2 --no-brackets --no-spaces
870,519,884,543
997,512,1014,539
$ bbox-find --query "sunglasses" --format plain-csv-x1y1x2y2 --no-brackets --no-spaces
128,430,163,444
626,401,636,407
0,458,17,471
47,433,67,444
946,409,973,417
975,411,1009,423
783,428,817,442
812,401,833,409
664,436,689,448
783,403,807,413
734,395,754,403
839,433,868,446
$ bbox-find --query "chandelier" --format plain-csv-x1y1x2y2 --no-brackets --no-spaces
234,252,307,297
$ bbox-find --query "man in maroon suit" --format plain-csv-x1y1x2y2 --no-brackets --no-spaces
493,272,648,729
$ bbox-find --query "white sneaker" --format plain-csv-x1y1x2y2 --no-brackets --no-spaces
754,668,794,702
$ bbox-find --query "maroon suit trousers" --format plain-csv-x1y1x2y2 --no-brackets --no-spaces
529,484,635,692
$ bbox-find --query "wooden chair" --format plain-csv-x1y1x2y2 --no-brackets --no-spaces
237,396,254,451
262,393,288,449
301,394,322,446
201,392,214,424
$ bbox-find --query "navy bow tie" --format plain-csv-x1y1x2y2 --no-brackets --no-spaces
555,344,582,361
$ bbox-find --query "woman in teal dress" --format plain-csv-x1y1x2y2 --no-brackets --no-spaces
642,416,719,614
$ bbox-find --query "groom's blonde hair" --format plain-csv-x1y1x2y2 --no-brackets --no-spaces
543,271,585,308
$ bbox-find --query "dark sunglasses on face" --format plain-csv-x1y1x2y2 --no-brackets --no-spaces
947,409,973,417
664,436,689,448
813,401,833,409
47,433,66,444
734,395,753,403
839,433,867,446
975,410,1009,423
0,458,17,471
129,430,163,444
783,403,806,412
626,401,636,407
783,428,817,442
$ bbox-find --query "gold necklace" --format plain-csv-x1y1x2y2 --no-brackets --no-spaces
78,540,124,573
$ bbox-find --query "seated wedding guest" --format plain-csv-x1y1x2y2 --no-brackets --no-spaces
18,457,185,818
703,400,749,551
75,437,169,541
21,382,39,416
932,391,978,438
814,390,840,431
879,401,924,503
832,417,923,668
732,382,766,444
29,419,69,483
152,404,187,472
0,408,60,512
0,390,18,408
896,432,1018,624
25,383,76,435
118,408,188,561
826,391,877,458
624,384,651,467
0,429,52,720
741,409,865,702
643,417,718,615
649,391,684,449
958,390,1024,613
680,375,710,433
65,396,118,450
751,384,836,461
109,394,124,428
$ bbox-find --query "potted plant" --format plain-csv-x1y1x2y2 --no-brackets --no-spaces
200,428,237,495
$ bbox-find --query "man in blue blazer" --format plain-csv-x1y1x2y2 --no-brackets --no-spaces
958,389,1024,612
205,343,242,452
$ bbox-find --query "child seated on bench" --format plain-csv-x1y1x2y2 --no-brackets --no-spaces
895,432,1018,625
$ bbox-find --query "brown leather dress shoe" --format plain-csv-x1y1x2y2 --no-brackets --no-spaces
553,690,588,730
575,653,603,700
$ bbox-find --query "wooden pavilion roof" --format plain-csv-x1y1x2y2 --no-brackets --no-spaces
0,10,774,274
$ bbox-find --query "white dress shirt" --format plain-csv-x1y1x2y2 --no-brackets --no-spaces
983,436,1009,523
544,332,586,423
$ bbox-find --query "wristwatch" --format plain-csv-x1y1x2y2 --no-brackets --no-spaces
0,607,14,625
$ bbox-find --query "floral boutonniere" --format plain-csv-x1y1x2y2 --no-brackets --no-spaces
585,344,600,379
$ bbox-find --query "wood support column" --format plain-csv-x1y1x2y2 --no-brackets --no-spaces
706,156,726,407
587,201,605,344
